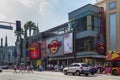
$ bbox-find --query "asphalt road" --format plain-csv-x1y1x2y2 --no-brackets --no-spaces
0,70,119,80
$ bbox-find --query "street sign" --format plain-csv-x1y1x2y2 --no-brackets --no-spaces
0,24,13,30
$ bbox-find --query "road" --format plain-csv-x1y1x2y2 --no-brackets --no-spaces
0,70,119,80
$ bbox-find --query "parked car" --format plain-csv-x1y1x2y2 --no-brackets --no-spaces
0,66,2,72
89,66,98,75
63,63,90,76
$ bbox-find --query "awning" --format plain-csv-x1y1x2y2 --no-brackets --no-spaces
76,51,105,58
48,56,74,61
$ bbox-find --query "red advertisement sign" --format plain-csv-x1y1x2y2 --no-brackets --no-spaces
29,42,40,59
30,50,40,59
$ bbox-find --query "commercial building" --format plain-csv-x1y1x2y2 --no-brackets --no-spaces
96,0,120,52
68,4,106,65
28,4,106,67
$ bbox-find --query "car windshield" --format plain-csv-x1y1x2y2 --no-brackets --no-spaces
81,64,88,67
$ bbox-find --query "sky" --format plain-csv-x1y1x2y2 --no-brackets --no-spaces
0,0,95,46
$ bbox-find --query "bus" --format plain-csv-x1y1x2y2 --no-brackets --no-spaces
105,51,120,75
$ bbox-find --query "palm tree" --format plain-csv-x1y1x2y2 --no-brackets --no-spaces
24,21,36,36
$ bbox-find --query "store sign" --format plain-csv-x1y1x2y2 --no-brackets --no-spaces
46,35,64,57
96,43,105,54
48,40,61,54
29,42,40,59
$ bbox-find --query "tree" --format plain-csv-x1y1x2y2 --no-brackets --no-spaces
24,21,36,36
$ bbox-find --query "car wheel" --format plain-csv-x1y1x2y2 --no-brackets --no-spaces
112,70,118,75
91,73,94,75
75,71,80,76
72,73,75,75
64,70,67,75
85,73,89,76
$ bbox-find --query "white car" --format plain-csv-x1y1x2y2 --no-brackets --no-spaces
63,63,90,76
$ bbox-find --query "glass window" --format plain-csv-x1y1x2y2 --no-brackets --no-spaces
110,13,116,50
109,1,116,10
69,64,74,67
74,64,80,67
93,16,100,32
105,60,111,67
76,37,95,52
112,60,120,67
81,64,88,67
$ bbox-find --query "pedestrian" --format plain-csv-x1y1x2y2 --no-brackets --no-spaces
29,64,33,73
39,65,44,71
18,65,23,73
27,65,30,73
23,64,27,73
14,64,17,73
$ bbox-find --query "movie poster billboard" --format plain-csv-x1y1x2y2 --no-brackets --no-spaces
64,33,73,54
29,42,40,59
46,35,64,57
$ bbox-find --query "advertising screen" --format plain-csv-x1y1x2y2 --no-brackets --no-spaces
64,33,73,54
29,42,40,59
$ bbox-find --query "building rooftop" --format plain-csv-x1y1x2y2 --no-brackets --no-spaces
68,4,100,20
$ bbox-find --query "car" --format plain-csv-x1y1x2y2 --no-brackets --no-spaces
89,66,98,75
63,63,90,76
0,66,2,72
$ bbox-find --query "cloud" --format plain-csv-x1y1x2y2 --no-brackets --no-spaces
0,14,7,21
39,0,59,17
39,1,53,17
17,0,35,8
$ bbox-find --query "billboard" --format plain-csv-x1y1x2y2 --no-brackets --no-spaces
29,42,40,59
64,33,73,54
46,35,64,57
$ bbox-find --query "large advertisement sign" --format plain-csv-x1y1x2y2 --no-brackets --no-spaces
46,35,64,57
29,42,40,59
64,33,73,54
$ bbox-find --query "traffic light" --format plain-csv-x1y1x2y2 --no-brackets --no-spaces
16,20,21,31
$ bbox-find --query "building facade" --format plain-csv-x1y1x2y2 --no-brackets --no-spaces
28,4,106,67
96,0,120,52
68,4,106,66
